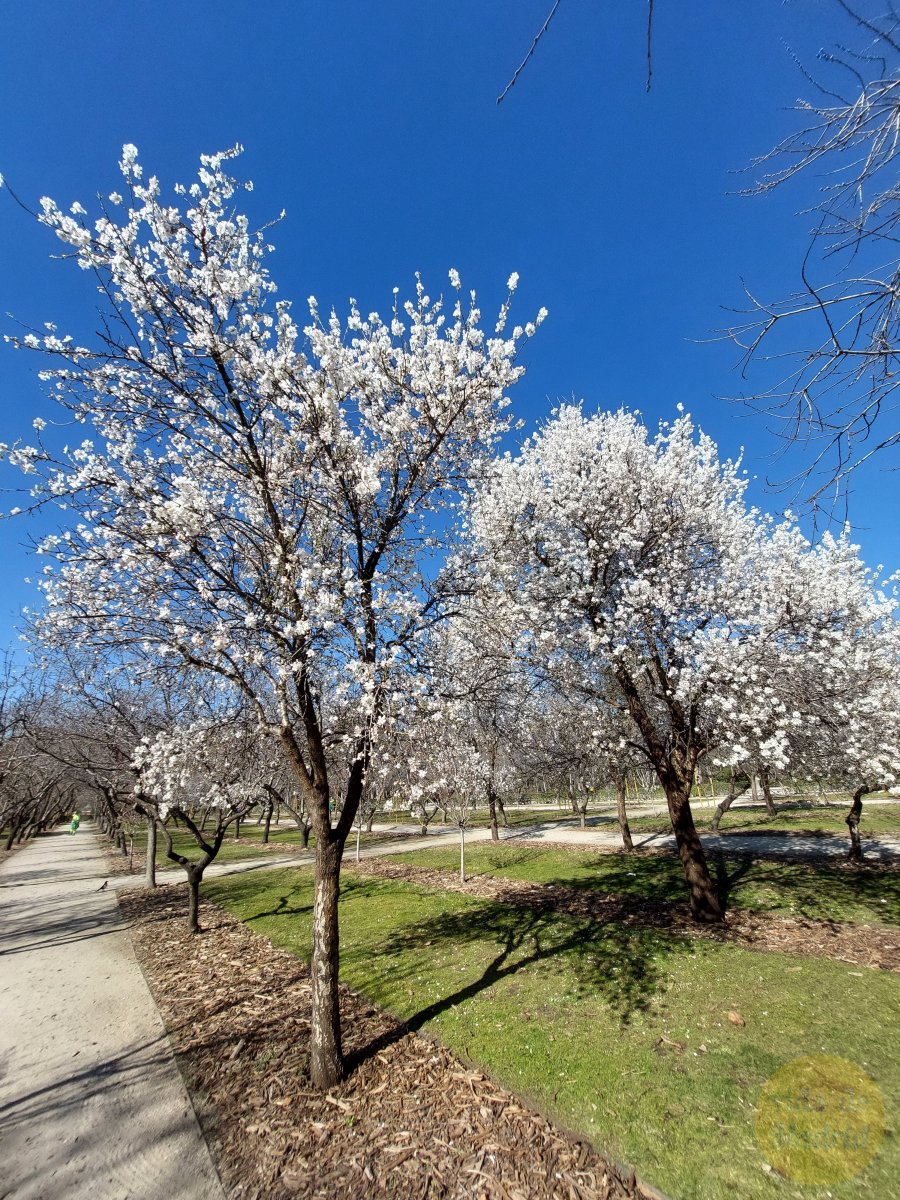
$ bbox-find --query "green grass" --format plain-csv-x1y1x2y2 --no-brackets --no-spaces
205,864,900,1200
626,800,900,838
385,805,592,829
124,822,312,866
384,843,900,926
125,822,419,868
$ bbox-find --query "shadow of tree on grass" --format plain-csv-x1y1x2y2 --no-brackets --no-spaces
346,891,696,1073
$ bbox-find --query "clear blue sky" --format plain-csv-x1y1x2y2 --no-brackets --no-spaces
1,0,897,652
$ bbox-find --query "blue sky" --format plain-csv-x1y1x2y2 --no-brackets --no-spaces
1,0,897,652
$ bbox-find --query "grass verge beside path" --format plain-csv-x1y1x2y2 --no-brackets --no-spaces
205,864,899,1200
125,824,415,867
626,800,900,839
387,843,900,926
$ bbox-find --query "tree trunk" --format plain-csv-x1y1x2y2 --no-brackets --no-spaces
579,802,587,830
187,865,203,934
760,768,777,817
616,776,634,853
710,773,751,831
145,816,157,888
355,824,361,863
263,803,272,844
846,785,870,861
497,795,508,828
301,823,311,849
459,824,466,882
487,784,500,842
365,814,374,833
669,786,722,922
310,838,344,1088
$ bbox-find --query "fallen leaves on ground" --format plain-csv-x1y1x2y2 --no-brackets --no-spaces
120,887,658,1200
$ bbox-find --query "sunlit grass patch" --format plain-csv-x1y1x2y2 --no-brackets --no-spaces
383,842,900,925
206,865,899,1200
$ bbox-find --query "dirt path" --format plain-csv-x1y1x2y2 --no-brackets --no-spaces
0,824,225,1200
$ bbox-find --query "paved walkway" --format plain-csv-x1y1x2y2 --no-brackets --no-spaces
107,816,900,894
0,825,224,1200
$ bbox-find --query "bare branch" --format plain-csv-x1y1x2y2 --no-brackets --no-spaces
497,0,563,105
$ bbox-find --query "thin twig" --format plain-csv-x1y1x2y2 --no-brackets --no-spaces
497,0,563,105
646,0,655,93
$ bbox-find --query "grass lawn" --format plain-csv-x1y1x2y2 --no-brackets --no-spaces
205,863,900,1200
386,842,900,926
626,800,900,839
123,822,312,865
124,821,419,868
385,805,592,829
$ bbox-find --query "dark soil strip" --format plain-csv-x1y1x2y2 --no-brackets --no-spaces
121,888,659,1200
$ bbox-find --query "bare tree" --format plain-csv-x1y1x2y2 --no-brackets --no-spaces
729,1,900,507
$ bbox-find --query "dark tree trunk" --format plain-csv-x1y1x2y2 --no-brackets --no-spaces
145,816,157,889
616,775,634,853
710,773,751,831
669,786,722,921
568,780,579,817
846,785,871,861
614,665,722,921
487,784,500,842
187,865,203,934
263,803,272,844
301,823,311,849
497,795,509,828
760,768,777,817
365,814,374,833
310,838,343,1088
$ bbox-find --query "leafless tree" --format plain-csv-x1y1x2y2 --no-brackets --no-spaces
728,1,900,508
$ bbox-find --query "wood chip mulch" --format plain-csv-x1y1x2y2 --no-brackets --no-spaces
120,886,660,1200
350,858,900,972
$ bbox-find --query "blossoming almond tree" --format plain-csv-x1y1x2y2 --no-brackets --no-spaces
706,526,900,847
469,405,898,920
1,146,543,1086
134,717,268,931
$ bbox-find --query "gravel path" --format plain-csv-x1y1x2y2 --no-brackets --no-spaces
0,825,225,1200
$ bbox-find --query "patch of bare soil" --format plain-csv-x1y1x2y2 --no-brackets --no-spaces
351,858,900,972
121,887,657,1200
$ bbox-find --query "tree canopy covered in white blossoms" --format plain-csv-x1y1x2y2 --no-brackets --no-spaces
468,405,900,917
1,144,545,1086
